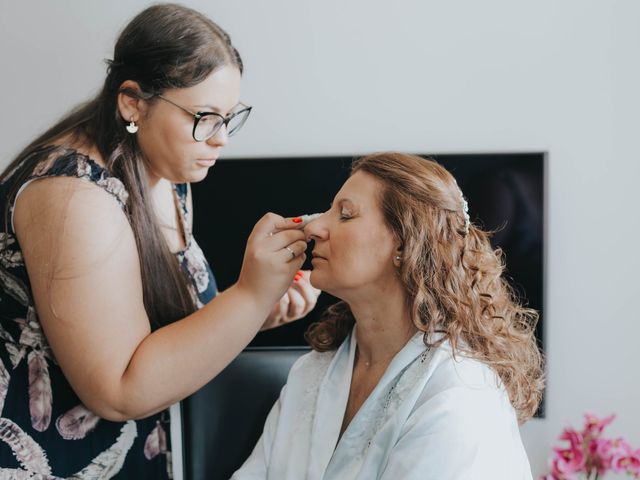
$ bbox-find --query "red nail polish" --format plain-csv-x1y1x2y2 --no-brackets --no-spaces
297,270,304,275
292,217,303,223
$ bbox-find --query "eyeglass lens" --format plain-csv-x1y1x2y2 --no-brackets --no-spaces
194,108,251,141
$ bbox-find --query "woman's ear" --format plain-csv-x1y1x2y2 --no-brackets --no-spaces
116,80,144,124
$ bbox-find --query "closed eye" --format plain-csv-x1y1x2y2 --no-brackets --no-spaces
339,210,353,220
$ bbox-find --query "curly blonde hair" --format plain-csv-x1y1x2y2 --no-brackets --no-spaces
305,152,545,423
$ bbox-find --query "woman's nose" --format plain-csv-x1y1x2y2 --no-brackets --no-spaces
304,213,328,241
206,125,229,147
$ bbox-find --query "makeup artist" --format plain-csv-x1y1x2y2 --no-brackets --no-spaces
0,4,319,478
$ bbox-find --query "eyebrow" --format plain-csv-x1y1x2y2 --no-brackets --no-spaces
330,198,355,208
193,102,242,114
192,105,222,114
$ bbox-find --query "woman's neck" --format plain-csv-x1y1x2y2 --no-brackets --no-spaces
348,290,417,370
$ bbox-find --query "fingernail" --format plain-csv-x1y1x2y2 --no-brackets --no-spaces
297,270,304,275
292,217,303,223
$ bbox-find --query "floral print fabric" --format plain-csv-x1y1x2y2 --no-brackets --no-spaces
0,147,217,479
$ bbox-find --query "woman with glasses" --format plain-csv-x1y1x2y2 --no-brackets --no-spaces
0,4,319,479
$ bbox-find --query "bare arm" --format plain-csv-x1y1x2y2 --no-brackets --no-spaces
14,177,307,421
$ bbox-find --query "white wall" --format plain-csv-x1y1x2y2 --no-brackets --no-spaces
1,0,639,477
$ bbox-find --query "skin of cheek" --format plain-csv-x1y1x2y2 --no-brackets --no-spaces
316,229,396,295
137,107,204,184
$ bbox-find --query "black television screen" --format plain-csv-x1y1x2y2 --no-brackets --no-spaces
191,153,545,352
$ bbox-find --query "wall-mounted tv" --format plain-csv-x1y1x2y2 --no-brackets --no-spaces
192,152,545,354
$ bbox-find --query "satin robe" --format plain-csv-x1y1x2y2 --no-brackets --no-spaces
232,329,533,480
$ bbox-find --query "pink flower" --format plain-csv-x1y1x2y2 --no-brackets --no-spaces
550,445,586,478
611,443,640,475
588,437,614,473
543,413,640,479
610,437,632,456
582,412,615,440
559,428,584,449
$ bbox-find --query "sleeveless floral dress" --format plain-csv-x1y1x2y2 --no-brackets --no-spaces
0,146,217,479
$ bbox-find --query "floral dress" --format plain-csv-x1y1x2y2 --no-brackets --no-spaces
0,146,217,479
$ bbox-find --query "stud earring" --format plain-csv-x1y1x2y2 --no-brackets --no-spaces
126,117,138,134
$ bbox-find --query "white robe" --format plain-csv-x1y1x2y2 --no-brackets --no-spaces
231,329,533,480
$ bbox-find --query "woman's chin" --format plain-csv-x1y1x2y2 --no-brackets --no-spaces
188,167,212,183
309,271,327,291
310,273,342,300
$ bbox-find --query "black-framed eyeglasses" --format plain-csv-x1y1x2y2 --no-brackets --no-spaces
155,94,252,142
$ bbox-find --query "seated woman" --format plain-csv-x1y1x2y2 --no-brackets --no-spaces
232,152,544,480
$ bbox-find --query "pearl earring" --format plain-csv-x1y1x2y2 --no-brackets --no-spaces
126,118,138,134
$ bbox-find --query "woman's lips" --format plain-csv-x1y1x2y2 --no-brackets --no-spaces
195,158,217,168
311,252,327,262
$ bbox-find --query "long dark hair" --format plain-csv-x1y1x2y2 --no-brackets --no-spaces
305,153,544,423
0,4,243,328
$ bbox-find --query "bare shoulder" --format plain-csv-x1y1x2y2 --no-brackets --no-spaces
13,175,136,279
